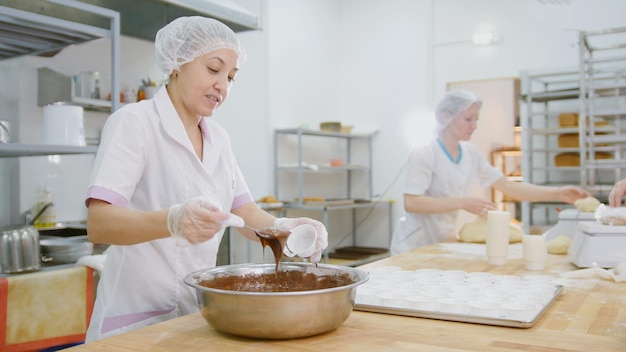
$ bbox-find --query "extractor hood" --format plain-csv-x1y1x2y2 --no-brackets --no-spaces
83,0,260,39
0,0,259,44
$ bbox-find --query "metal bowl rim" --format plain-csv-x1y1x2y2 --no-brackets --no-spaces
184,262,369,296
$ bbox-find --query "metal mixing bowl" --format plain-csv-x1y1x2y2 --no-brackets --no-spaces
40,235,93,264
184,262,368,339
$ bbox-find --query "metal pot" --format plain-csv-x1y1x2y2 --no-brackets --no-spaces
0,225,41,274
184,262,369,339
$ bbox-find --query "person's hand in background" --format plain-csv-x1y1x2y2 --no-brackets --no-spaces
556,185,591,204
609,179,626,207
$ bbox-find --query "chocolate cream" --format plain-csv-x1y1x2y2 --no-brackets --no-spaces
199,228,354,292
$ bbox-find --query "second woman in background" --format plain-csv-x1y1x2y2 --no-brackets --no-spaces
390,90,590,255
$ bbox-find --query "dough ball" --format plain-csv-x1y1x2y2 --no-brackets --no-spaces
459,218,523,243
547,235,572,254
574,196,601,212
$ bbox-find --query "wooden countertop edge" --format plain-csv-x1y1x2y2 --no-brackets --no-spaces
63,242,626,351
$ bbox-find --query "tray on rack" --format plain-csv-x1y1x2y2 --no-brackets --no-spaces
330,246,388,259
302,198,356,206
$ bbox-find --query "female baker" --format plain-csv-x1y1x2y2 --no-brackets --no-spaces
390,90,590,255
84,17,328,341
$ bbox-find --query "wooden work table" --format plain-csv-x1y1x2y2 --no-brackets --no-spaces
66,242,626,351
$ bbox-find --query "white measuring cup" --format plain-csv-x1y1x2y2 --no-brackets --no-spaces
284,224,317,258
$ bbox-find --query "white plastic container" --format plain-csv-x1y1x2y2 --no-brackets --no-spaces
523,234,548,271
284,224,317,258
43,104,85,146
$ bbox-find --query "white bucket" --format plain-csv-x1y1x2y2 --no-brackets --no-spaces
43,104,85,146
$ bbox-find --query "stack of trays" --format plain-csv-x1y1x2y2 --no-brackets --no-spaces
354,266,562,328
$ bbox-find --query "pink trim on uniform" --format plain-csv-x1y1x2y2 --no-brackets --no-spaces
232,193,253,209
101,307,176,334
85,185,129,208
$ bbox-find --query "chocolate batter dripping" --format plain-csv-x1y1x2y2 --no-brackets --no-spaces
255,227,290,272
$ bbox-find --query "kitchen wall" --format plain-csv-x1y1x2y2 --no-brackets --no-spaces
2,0,626,263
230,0,626,262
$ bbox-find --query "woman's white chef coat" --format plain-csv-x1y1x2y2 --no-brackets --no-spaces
390,138,502,255
84,87,253,341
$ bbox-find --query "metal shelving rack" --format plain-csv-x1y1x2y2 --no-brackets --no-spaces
578,27,626,194
491,147,522,218
520,69,583,230
520,26,626,231
0,0,120,157
273,128,392,265
274,128,377,202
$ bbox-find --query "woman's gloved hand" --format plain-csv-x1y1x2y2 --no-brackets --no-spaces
167,197,229,246
461,197,496,217
274,217,328,265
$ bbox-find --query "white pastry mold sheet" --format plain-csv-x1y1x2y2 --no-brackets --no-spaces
353,267,563,328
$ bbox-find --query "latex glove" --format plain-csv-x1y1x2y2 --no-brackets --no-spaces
560,262,626,282
167,197,229,246
75,254,107,273
274,217,328,265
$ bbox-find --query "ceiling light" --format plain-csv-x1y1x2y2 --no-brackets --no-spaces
472,31,499,46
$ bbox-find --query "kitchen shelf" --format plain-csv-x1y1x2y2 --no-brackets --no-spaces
0,0,121,111
0,0,120,158
274,128,380,203
275,127,376,139
0,143,97,157
277,165,370,172
579,27,626,188
273,127,392,264
520,69,588,230
284,199,389,211
37,67,115,112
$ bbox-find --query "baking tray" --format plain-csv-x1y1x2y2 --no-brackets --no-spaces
330,246,388,259
354,285,563,328
303,199,356,206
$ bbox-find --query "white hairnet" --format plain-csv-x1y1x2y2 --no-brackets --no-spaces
155,16,246,76
435,90,482,133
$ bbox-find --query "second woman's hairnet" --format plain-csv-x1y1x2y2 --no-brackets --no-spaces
435,90,482,133
154,16,247,76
